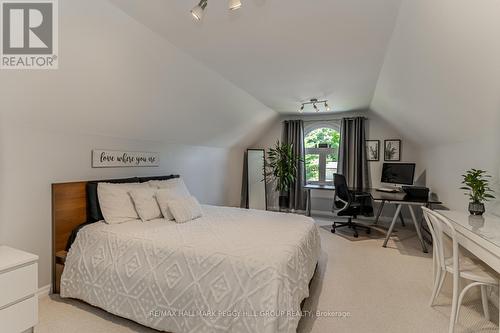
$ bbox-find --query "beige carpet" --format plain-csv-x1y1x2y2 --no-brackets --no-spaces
36,217,499,333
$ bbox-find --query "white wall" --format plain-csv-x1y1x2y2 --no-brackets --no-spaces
0,0,276,288
0,122,244,289
252,110,422,213
372,0,500,215
422,135,500,215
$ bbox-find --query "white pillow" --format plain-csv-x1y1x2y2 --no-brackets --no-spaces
155,188,190,220
148,178,191,197
129,188,163,222
167,196,203,223
97,183,148,224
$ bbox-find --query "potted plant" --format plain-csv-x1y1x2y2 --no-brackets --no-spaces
460,169,495,215
265,140,302,210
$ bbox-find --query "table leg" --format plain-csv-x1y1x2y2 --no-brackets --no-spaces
383,204,402,248
307,189,311,217
374,201,385,225
408,205,428,253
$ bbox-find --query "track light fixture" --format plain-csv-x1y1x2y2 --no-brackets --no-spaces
190,0,242,20
299,99,332,113
191,0,207,20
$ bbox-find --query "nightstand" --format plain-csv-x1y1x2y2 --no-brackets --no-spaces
0,246,38,333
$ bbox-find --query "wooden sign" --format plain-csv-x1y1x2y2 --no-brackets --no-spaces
92,150,160,168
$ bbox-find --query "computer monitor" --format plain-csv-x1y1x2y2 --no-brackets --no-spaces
381,163,415,185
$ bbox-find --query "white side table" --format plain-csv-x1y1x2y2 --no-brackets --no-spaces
0,246,39,333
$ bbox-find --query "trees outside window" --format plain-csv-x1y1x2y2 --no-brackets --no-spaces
304,127,340,184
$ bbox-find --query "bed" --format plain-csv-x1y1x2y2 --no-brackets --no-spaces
53,178,320,333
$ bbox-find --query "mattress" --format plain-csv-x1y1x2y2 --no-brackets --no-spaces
61,205,321,333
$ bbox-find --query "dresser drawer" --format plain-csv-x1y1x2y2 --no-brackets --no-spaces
0,295,37,333
0,263,37,308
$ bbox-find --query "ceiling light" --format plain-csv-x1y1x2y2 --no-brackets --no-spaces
299,98,331,113
191,0,243,19
191,0,207,20
228,0,242,10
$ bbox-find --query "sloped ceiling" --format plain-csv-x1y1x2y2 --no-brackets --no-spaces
371,0,500,145
39,0,497,148
109,0,402,113
0,0,278,149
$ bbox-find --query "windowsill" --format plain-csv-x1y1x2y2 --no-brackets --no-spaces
306,182,334,186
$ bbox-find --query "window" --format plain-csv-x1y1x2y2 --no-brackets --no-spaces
304,127,340,184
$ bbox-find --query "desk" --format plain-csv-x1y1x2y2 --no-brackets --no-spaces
305,184,335,217
304,185,440,253
437,210,500,273
368,190,441,253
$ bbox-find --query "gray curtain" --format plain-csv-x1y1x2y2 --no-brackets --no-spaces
282,120,306,211
338,117,369,190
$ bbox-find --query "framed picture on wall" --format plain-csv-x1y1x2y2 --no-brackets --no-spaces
365,140,380,161
384,139,401,161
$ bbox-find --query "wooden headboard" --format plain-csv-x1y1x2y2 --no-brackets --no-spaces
52,182,88,254
52,181,88,292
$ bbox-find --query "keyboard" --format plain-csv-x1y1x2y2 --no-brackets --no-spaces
376,187,400,193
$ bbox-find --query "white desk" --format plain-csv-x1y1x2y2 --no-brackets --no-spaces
437,210,500,273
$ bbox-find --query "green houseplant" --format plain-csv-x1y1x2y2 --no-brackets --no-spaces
265,140,302,209
460,169,495,215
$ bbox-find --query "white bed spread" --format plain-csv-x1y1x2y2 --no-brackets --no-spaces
61,205,321,333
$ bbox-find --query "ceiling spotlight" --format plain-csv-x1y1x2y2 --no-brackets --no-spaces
325,102,331,111
191,0,208,20
313,103,319,112
228,0,242,10
300,105,304,113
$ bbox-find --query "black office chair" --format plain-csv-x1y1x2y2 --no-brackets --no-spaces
332,174,373,238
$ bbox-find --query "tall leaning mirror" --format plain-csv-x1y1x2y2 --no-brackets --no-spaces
246,149,267,210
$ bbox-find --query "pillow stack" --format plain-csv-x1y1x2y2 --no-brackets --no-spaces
97,177,202,224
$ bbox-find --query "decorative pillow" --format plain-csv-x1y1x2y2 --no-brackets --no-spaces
86,177,139,222
129,188,163,222
155,188,190,220
148,177,191,197
167,196,203,223
97,183,148,224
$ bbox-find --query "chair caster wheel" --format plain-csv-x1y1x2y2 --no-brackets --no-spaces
353,233,359,238
331,228,336,233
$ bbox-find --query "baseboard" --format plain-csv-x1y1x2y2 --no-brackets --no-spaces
37,284,51,298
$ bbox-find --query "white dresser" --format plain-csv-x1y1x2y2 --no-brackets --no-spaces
0,246,38,333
